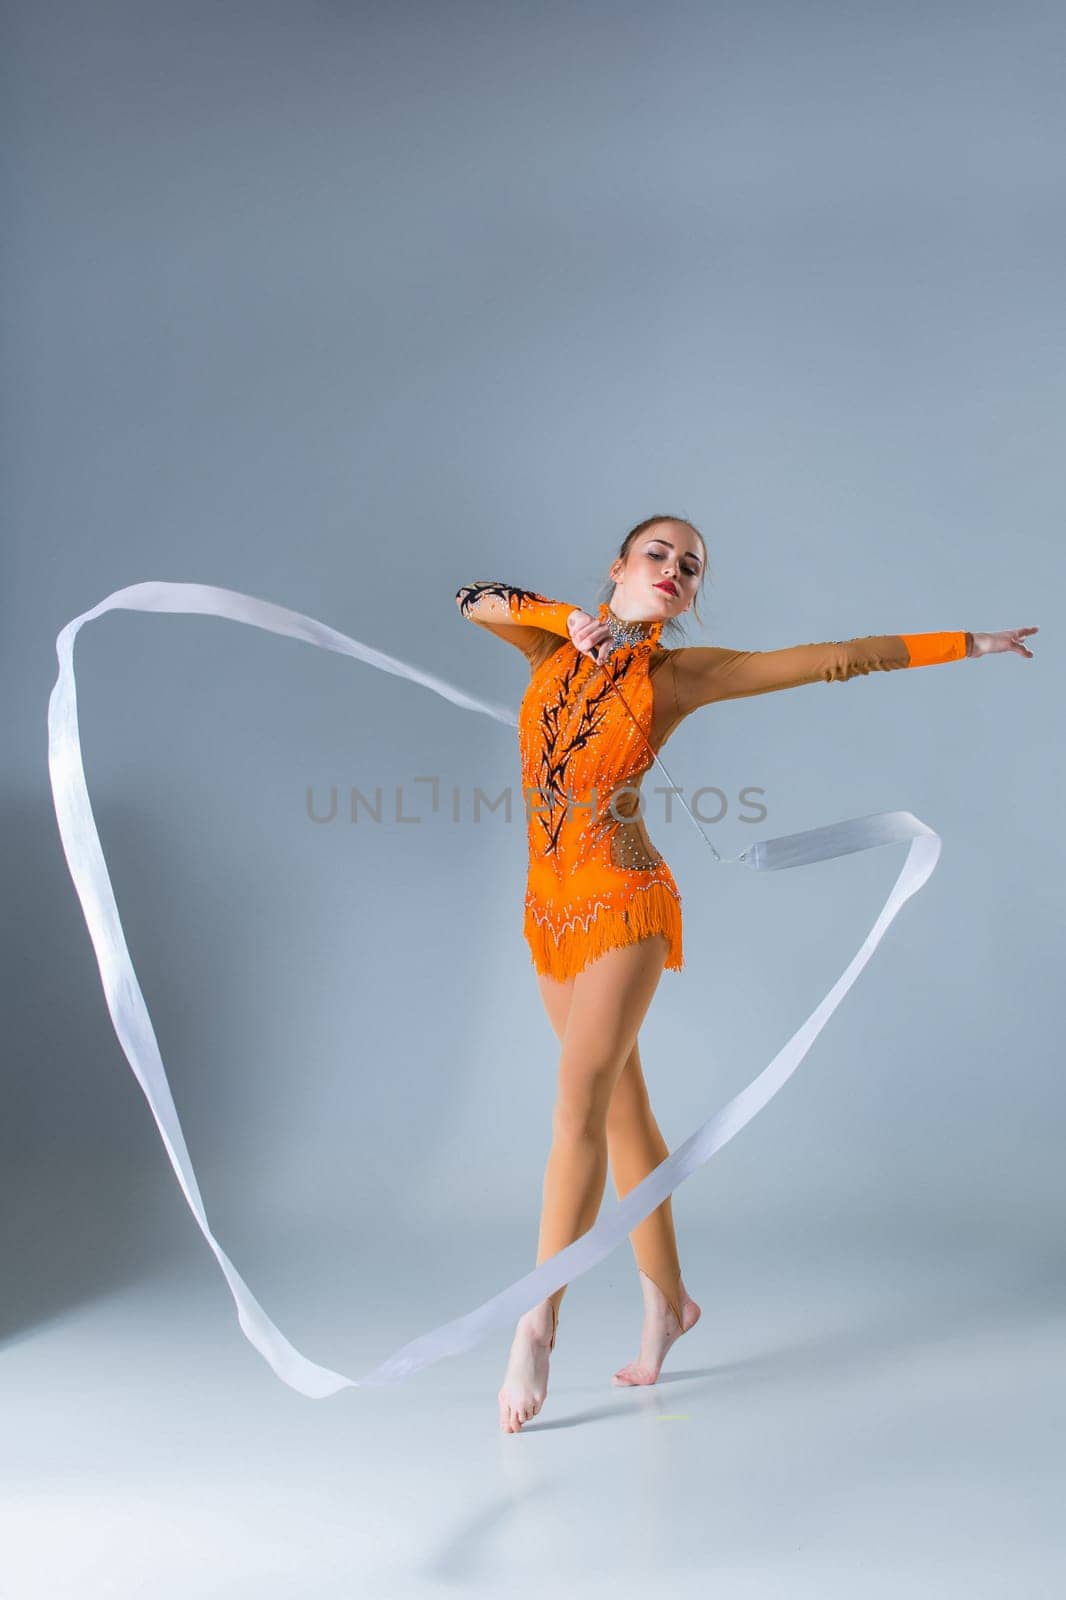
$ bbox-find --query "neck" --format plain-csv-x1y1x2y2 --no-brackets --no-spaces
609,602,654,627
605,603,656,639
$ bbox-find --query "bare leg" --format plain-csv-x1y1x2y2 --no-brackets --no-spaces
523,966,701,1391
606,1043,702,1384
499,934,673,1433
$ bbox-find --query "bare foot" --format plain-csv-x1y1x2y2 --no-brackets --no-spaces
611,1270,701,1386
498,1300,557,1432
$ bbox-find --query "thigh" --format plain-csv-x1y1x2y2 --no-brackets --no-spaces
539,970,652,1118
536,970,575,1045
554,934,669,1129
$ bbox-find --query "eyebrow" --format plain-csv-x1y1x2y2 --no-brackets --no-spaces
645,537,702,564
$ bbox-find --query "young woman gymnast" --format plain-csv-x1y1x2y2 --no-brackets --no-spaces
456,516,1036,1434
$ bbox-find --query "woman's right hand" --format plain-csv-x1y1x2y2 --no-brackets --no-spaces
567,608,616,663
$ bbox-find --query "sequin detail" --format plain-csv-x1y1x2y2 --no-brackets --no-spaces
519,602,683,980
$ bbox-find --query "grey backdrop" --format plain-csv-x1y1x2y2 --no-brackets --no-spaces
4,3,1063,1595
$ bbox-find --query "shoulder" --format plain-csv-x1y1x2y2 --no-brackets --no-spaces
649,643,714,683
648,644,678,675
648,645,683,710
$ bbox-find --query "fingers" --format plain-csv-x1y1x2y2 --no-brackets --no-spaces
567,610,595,649
568,612,613,659
1003,626,1038,658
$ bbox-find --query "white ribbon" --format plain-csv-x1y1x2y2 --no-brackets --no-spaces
47,580,941,1397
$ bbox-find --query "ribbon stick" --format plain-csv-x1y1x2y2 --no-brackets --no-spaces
48,581,941,1397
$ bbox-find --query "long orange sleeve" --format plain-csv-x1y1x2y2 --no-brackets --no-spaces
456,581,577,667
672,630,971,715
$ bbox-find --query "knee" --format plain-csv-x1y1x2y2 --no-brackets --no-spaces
552,1068,619,1142
551,1099,608,1144
605,1072,651,1134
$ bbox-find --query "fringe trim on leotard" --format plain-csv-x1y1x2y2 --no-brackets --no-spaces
524,881,684,982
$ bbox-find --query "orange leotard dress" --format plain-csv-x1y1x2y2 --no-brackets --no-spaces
456,581,971,983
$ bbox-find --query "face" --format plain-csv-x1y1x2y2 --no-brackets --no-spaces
609,522,704,622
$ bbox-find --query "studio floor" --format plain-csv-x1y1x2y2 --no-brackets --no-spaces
5,1211,1064,1599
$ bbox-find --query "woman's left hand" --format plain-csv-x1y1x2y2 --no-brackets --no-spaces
971,627,1039,659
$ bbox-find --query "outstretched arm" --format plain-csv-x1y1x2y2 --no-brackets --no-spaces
671,629,974,715
455,581,577,670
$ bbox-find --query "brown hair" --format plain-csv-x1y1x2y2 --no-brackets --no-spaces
596,515,711,642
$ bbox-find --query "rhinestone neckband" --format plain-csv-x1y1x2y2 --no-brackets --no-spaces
603,606,655,648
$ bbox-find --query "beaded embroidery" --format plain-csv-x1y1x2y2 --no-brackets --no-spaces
518,601,683,980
